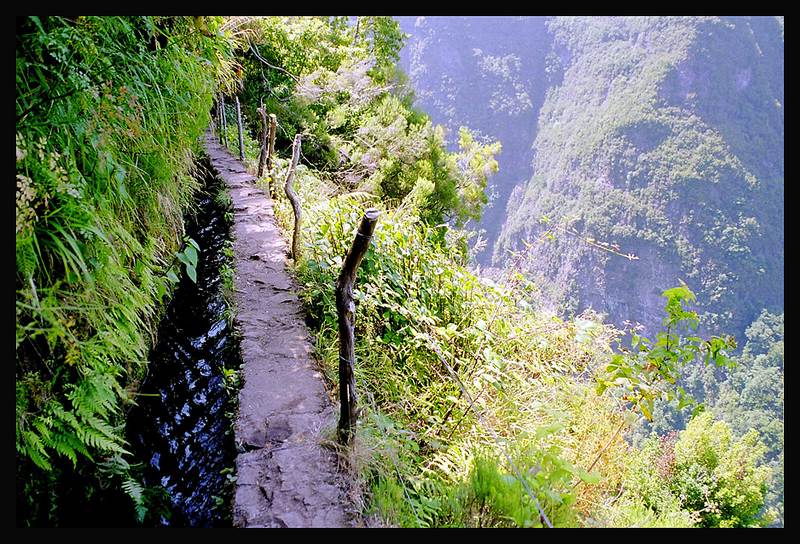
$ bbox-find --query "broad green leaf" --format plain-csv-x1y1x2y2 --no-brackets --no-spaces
575,467,602,485
184,246,198,267
640,399,653,421
662,285,694,301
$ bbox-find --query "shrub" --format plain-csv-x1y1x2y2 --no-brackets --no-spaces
624,412,771,527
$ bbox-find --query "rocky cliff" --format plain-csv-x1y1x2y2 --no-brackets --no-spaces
493,16,783,338
399,16,783,339
397,16,550,262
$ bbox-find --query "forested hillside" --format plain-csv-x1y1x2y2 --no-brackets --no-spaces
399,17,783,342
495,16,784,341
396,16,550,262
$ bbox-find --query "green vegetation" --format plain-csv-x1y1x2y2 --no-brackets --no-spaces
16,15,780,528
230,16,774,527
229,16,499,227
631,311,784,526
16,16,235,525
272,171,626,528
599,284,735,421
648,310,785,525
496,16,784,342
625,413,772,527
711,311,783,525
264,134,772,529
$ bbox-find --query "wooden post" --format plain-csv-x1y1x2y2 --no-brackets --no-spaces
267,113,277,198
283,133,303,260
213,97,218,139
220,94,228,148
235,95,245,162
336,208,380,445
257,103,268,178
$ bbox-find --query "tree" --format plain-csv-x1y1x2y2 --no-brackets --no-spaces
624,412,772,527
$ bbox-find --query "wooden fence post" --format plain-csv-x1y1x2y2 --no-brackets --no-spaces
235,95,245,162
257,102,268,178
267,114,277,198
336,208,381,445
283,133,303,260
220,93,228,148
213,96,219,139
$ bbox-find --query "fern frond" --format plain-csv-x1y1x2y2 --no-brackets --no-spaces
122,478,147,523
32,418,53,442
69,372,121,420
80,426,128,455
51,426,92,465
97,454,130,475
22,430,52,471
51,434,78,467
54,404,83,432
122,478,144,504
81,413,123,442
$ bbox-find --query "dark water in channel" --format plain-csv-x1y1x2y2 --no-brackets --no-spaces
126,159,241,527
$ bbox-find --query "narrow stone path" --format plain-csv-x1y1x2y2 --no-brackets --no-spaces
204,134,351,528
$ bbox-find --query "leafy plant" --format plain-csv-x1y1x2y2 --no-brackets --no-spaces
624,413,772,527
174,238,201,284
15,15,234,525
598,283,736,421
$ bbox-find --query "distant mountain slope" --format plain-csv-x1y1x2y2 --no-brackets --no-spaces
396,16,550,262
495,16,784,338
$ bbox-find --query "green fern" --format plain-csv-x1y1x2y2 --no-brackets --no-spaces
32,418,53,443
18,390,127,473
69,373,120,420
121,478,147,523
50,427,91,467
79,424,128,454
50,434,78,466
22,429,52,471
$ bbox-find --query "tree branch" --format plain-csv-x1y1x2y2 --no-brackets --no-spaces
249,43,299,84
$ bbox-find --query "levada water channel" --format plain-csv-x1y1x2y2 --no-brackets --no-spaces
124,157,242,526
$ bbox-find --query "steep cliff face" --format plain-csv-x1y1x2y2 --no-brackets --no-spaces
495,16,784,338
396,16,550,262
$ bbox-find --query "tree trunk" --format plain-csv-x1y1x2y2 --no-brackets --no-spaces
235,95,245,162
283,133,303,260
267,114,277,197
335,208,381,445
257,104,268,178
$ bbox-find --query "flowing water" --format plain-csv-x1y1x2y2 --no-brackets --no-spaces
126,159,241,527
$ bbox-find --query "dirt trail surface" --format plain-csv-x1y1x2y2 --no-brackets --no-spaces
204,135,352,528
